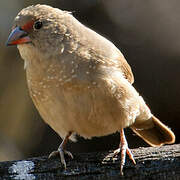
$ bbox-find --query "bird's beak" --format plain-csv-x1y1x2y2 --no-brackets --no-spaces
6,27,31,46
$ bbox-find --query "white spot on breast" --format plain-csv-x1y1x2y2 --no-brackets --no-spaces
72,74,77,78
41,95,49,102
79,49,91,59
24,60,27,69
65,33,71,36
71,42,78,52
68,50,73,53
60,44,64,54
8,161,35,180
86,71,90,74
39,82,43,85
65,78,72,82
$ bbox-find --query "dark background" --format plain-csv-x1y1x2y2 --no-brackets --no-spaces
0,0,179,161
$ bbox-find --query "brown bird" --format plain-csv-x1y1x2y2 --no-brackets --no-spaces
6,4,175,175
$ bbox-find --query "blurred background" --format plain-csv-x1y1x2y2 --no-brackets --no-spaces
0,0,180,161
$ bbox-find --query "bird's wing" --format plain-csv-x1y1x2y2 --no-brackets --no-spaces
66,13,134,84
116,54,134,84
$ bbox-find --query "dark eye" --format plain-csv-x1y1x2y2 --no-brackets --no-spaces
34,21,43,30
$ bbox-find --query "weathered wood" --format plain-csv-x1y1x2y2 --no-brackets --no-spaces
0,144,179,180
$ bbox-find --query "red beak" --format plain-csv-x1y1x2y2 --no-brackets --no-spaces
6,27,31,46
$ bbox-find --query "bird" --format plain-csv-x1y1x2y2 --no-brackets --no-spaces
6,4,175,175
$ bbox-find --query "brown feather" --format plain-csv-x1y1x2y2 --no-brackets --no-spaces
117,55,134,84
131,115,175,146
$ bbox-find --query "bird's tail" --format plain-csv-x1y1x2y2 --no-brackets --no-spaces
130,115,175,147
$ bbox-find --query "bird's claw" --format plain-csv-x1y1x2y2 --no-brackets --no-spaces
119,130,136,175
104,130,136,176
112,148,120,158
48,148,73,169
112,145,136,174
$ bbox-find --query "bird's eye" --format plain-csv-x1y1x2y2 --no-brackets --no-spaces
34,21,43,30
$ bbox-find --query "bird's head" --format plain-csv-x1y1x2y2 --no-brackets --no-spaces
6,4,70,59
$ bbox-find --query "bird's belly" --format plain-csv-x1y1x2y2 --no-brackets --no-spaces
29,86,132,140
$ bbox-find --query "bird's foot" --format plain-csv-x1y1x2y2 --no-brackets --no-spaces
105,129,136,175
112,144,136,175
119,129,136,175
48,147,73,169
48,132,73,169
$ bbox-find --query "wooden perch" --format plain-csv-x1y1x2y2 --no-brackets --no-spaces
0,144,179,179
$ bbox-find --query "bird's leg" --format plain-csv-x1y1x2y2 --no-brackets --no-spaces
112,129,136,175
48,132,73,169
119,129,136,175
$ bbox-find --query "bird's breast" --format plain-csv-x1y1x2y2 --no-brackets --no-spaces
22,46,139,139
